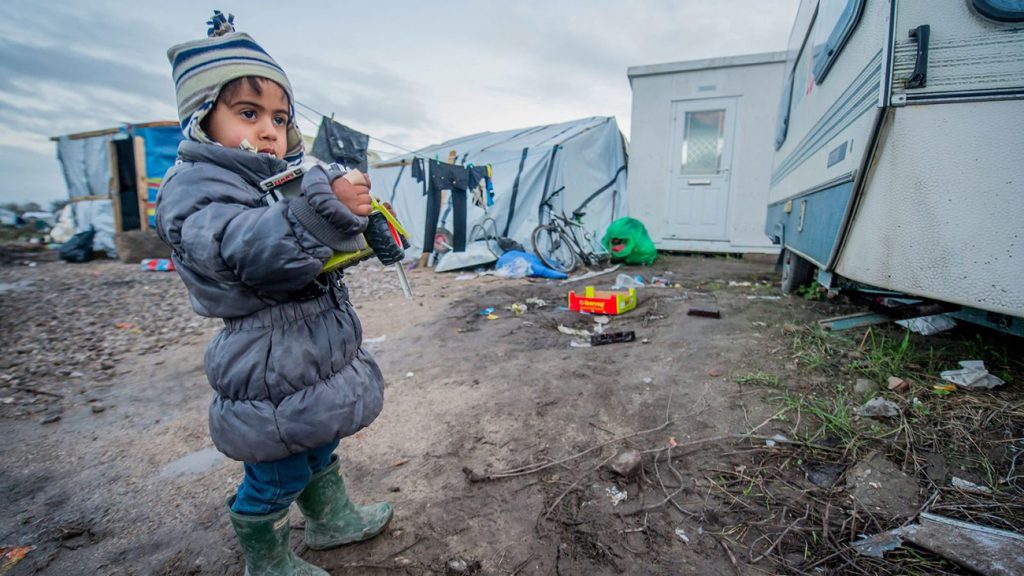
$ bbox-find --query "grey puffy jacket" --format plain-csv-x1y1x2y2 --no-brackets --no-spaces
156,141,384,462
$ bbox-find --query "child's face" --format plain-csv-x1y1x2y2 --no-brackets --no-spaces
205,78,289,159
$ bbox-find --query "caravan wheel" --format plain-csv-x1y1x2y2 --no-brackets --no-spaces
780,249,815,294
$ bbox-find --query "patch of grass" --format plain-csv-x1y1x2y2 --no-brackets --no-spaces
735,371,780,387
796,280,826,301
789,324,857,374
777,385,863,445
850,328,912,383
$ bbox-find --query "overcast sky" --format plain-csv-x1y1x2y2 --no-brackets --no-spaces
0,0,800,207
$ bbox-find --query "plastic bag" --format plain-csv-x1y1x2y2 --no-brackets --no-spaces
495,250,568,279
602,218,657,265
59,227,95,263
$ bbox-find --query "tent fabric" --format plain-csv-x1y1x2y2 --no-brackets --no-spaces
312,118,370,172
57,135,111,200
54,124,185,255
56,135,117,254
371,116,628,258
135,126,185,228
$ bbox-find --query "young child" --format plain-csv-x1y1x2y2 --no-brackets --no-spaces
157,12,392,575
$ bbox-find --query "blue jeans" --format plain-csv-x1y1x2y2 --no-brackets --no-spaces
231,440,340,515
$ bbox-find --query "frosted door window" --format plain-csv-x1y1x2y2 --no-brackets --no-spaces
681,110,725,174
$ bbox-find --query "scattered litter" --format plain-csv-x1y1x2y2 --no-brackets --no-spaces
642,377,653,385
140,258,175,272
405,372,414,378
765,434,788,448
558,324,592,337
525,297,548,307
479,307,495,316
590,331,635,346
852,530,905,558
650,275,671,287
568,286,637,315
608,449,642,477
363,335,387,345
940,360,1006,390
455,273,477,281
887,376,909,393
0,545,34,572
390,459,409,467
896,314,956,336
445,557,481,574
858,397,901,418
751,321,768,327
485,314,499,320
674,527,690,543
593,316,610,325
687,302,721,318
640,337,650,344
728,281,752,287
607,485,628,506
509,303,527,316
495,250,567,279
951,476,993,495
747,295,782,300
611,273,645,290
853,513,1024,575
569,340,591,348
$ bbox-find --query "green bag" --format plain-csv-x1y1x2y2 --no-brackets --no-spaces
602,217,657,265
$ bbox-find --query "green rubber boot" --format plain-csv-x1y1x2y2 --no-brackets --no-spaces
295,455,393,550
227,497,328,576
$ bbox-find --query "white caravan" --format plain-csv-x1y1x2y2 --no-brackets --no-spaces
766,0,1024,333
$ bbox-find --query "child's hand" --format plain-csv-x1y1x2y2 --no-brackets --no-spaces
332,169,372,216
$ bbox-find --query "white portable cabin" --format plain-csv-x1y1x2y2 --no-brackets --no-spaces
766,0,1024,331
627,52,786,254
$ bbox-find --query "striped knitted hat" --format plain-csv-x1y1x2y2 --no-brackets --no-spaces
167,11,303,164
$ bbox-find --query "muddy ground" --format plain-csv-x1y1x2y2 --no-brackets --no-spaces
1,252,1020,575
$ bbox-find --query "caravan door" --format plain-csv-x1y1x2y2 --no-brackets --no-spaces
665,97,736,242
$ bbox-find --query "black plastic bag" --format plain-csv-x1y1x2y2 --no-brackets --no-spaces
59,227,95,263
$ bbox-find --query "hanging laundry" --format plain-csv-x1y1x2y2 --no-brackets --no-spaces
422,159,470,253
311,117,370,172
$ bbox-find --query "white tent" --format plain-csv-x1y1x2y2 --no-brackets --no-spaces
370,116,628,259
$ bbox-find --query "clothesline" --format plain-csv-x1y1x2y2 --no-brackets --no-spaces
294,99,524,171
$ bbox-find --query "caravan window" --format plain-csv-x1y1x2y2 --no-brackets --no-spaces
774,71,795,150
971,0,1024,22
812,0,865,83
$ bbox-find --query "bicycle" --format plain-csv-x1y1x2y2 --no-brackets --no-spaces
531,208,610,274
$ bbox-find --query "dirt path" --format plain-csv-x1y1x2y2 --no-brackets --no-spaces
2,254,1017,575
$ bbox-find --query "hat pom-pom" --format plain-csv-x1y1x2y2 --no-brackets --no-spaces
206,10,235,37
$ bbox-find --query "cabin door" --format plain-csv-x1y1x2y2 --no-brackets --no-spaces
666,97,736,241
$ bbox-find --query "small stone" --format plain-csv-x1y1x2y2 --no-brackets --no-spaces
40,412,61,424
608,449,642,477
99,360,115,370
887,376,909,393
858,397,900,418
91,404,106,413
853,378,879,397
387,486,401,492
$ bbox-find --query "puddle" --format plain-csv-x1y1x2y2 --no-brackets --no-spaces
160,446,226,478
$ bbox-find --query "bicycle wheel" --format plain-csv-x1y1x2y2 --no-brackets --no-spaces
532,224,578,273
